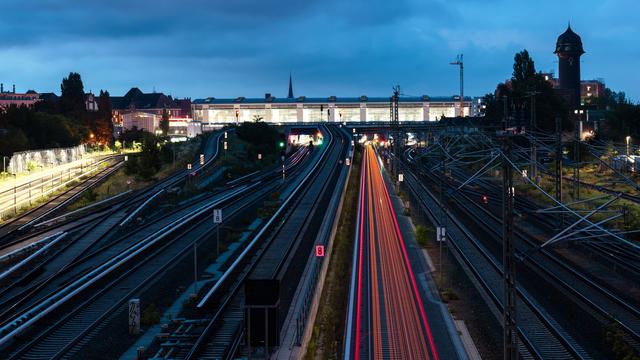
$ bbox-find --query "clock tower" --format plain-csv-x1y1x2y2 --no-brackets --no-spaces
554,24,585,109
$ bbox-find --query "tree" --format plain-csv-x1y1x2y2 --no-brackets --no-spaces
236,122,280,160
138,133,162,179
0,105,85,153
0,128,29,157
159,108,170,136
59,72,86,117
96,90,114,146
512,50,536,86
120,127,146,144
484,50,568,131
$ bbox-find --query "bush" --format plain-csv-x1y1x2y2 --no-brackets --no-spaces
124,157,138,175
141,303,162,326
236,122,280,156
82,188,97,203
415,225,430,247
26,160,38,172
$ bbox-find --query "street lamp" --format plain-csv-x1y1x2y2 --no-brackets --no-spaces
626,136,631,157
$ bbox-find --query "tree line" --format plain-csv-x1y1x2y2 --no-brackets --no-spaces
0,72,113,157
482,50,640,141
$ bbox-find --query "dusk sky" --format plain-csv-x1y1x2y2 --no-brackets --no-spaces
0,0,638,101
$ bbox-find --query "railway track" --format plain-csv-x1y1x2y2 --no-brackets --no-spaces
408,145,640,357
0,132,226,303
401,160,589,359
0,131,225,257
152,125,349,359
0,155,124,242
0,131,314,359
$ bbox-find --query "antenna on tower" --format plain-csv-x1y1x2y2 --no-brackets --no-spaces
450,54,464,117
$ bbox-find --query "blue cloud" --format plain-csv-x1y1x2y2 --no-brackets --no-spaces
0,0,637,101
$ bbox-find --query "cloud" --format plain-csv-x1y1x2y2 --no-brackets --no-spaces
0,0,638,100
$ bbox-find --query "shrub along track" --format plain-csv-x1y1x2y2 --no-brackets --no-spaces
305,146,361,360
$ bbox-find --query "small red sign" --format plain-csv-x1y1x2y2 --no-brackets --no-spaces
315,245,325,257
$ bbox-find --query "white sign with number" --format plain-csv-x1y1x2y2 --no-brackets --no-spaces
213,209,223,224
200,154,205,165
187,163,192,170
437,227,446,242
398,173,404,182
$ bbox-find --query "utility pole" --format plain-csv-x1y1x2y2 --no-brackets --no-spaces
450,54,464,117
390,85,401,177
502,96,509,130
439,139,447,285
527,92,539,180
501,133,517,360
555,117,564,228
573,111,583,200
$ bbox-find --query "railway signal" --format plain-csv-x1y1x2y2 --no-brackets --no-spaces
213,209,222,256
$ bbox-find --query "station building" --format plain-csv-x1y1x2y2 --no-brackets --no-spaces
192,94,481,124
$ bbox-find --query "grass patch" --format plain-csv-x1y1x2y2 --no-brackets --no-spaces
305,146,361,360
67,138,203,210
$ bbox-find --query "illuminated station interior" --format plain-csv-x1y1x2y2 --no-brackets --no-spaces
192,95,482,124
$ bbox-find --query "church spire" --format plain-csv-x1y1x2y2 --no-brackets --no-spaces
288,73,294,98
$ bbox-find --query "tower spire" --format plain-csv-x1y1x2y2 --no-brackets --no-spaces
288,72,294,98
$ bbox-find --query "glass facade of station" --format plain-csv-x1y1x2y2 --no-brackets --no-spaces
192,96,476,124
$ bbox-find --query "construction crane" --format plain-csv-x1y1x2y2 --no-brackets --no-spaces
450,54,464,117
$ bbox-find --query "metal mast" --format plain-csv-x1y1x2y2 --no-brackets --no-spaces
555,117,564,228
450,54,464,117
527,91,540,180
501,134,517,360
390,85,401,176
499,106,518,359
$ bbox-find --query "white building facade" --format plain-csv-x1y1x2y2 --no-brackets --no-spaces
192,95,481,124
